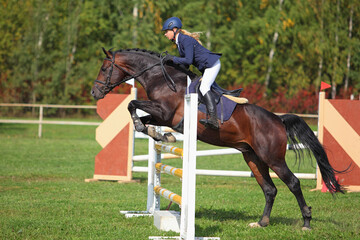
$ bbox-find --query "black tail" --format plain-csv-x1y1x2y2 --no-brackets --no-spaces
280,114,343,194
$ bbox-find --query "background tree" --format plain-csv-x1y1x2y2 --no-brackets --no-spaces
1,0,359,113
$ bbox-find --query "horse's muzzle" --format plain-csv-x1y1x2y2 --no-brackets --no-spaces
91,87,104,100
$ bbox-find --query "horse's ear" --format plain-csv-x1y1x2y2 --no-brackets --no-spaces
102,47,111,58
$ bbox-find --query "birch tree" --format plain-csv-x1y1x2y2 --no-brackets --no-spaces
264,0,284,95
344,3,353,94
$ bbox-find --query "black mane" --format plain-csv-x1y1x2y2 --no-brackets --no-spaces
109,48,198,78
110,48,161,59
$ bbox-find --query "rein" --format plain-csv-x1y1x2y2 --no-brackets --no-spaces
160,51,177,92
94,51,178,94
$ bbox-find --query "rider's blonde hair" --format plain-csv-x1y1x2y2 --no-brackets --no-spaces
180,29,203,45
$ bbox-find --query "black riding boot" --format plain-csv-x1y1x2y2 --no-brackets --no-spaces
199,91,219,129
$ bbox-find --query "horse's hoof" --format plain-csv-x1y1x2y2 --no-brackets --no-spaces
248,222,262,228
302,227,311,231
147,126,162,141
163,133,176,143
147,126,156,136
134,122,145,132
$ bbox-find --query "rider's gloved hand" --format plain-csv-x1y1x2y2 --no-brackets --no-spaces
163,54,174,63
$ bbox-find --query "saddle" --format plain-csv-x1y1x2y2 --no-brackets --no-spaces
191,76,246,105
172,77,248,133
187,77,248,124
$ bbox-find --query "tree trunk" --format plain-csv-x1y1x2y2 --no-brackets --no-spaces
344,4,353,94
133,4,138,46
32,2,49,115
32,10,49,104
331,0,340,99
64,1,81,101
264,0,284,95
316,0,325,93
206,28,211,50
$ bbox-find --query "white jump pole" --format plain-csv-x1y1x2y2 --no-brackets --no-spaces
120,130,159,218
180,93,198,240
151,93,219,239
123,93,219,239
147,128,161,213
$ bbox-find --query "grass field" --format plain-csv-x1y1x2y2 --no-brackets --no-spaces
0,123,359,240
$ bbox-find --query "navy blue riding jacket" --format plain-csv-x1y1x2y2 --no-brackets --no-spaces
173,33,221,73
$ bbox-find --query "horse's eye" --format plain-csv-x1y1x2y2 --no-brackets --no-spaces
101,67,107,72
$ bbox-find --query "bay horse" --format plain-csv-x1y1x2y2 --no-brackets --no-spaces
91,48,343,230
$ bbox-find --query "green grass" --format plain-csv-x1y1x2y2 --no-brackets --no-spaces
0,123,359,240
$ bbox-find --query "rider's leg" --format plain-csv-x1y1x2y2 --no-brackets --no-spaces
199,59,221,129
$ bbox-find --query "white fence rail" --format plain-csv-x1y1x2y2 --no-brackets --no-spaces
2,103,318,180
0,103,318,139
0,103,99,137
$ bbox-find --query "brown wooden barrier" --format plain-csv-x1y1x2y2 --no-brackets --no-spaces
316,92,360,192
86,89,136,182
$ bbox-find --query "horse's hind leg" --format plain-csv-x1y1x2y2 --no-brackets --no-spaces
243,151,277,227
270,162,312,230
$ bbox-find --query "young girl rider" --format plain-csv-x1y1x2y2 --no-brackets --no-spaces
162,17,221,130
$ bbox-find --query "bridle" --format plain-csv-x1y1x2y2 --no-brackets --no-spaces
94,51,177,95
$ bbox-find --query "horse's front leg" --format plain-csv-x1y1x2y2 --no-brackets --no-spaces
137,115,176,142
128,100,176,142
128,100,151,132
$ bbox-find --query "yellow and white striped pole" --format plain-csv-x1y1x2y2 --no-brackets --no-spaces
155,143,183,157
154,186,182,206
155,163,183,179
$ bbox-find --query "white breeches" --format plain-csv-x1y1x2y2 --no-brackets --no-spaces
199,59,221,96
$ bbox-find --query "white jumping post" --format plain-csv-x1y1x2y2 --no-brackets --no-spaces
149,93,219,240
147,127,161,213
180,93,198,239
120,130,159,218
122,92,219,239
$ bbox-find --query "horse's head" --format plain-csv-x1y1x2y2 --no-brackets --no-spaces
91,47,192,100
91,48,131,100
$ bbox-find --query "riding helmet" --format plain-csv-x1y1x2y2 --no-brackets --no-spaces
162,17,182,31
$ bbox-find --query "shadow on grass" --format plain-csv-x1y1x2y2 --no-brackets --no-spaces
133,176,148,183
195,208,254,236
195,224,221,238
196,208,254,222
311,216,343,227
0,124,28,134
269,216,301,227
195,207,307,235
